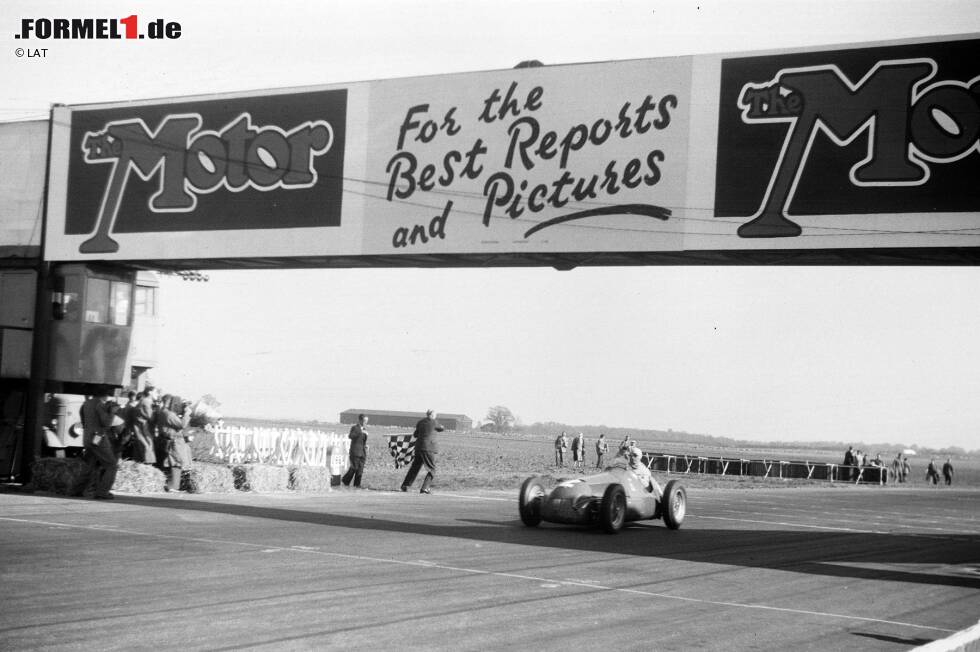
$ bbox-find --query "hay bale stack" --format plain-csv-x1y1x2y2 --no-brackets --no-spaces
31,458,90,496
232,464,290,492
113,461,166,493
289,466,334,493
181,463,235,494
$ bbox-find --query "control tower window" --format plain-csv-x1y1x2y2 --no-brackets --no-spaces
84,278,132,326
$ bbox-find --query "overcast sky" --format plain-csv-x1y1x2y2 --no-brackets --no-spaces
4,0,980,450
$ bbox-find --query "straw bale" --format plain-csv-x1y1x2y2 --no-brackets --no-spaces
31,458,91,496
182,462,235,493
289,466,334,493
113,461,166,493
232,464,290,492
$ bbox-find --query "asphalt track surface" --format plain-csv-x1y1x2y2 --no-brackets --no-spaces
1,484,978,651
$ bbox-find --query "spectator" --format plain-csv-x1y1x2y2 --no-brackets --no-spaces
843,446,855,481
106,406,127,461
156,394,193,492
133,386,158,465
891,454,902,484
571,432,585,471
925,458,940,485
942,458,954,485
401,410,445,494
902,457,911,483
116,391,138,459
342,414,369,488
595,434,609,469
80,386,118,500
554,431,568,467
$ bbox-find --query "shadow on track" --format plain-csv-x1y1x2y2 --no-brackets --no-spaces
106,494,980,590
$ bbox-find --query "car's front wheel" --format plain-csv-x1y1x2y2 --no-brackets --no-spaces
519,476,546,526
662,479,686,530
600,483,627,533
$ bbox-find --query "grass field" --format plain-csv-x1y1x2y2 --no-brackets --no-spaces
242,421,979,493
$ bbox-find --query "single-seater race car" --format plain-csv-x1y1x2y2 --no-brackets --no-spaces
518,457,687,533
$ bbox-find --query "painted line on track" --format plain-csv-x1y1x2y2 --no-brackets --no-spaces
691,514,972,539
0,515,956,634
431,492,510,502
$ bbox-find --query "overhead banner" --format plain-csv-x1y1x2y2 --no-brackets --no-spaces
361,58,690,254
701,35,980,250
43,34,980,262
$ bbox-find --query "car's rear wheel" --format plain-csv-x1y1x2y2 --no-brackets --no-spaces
519,476,546,526
600,483,627,533
662,480,686,530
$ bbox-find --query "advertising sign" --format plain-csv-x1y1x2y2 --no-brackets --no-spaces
42,34,980,263
45,86,361,260
360,58,691,255
710,36,980,246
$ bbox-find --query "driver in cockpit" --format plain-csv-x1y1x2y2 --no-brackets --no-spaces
624,440,661,496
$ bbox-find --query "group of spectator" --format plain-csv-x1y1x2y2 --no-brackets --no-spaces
926,458,955,485
554,431,594,470
843,445,954,485
79,384,195,498
554,432,638,471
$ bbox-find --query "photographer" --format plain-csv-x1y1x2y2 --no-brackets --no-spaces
156,394,193,492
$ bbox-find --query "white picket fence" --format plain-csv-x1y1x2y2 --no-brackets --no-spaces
203,425,350,472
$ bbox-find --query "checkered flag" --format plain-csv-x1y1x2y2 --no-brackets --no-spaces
387,433,416,468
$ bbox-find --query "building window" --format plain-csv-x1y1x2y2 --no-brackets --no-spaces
84,278,131,325
135,285,157,317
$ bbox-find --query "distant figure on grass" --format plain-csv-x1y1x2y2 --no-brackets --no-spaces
925,458,940,485
942,458,954,485
342,414,369,488
891,454,902,484
595,434,609,469
843,446,855,481
902,457,912,483
554,431,568,467
156,394,193,492
571,432,585,471
80,385,118,500
401,410,445,494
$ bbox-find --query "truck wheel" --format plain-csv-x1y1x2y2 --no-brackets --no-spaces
519,476,546,526
600,483,627,533
662,480,686,530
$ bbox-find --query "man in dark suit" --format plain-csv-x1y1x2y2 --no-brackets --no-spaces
81,385,119,499
400,409,445,494
342,414,369,488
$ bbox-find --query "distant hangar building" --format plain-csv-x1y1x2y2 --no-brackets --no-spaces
339,409,473,432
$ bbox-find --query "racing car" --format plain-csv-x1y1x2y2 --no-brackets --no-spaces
518,458,687,533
